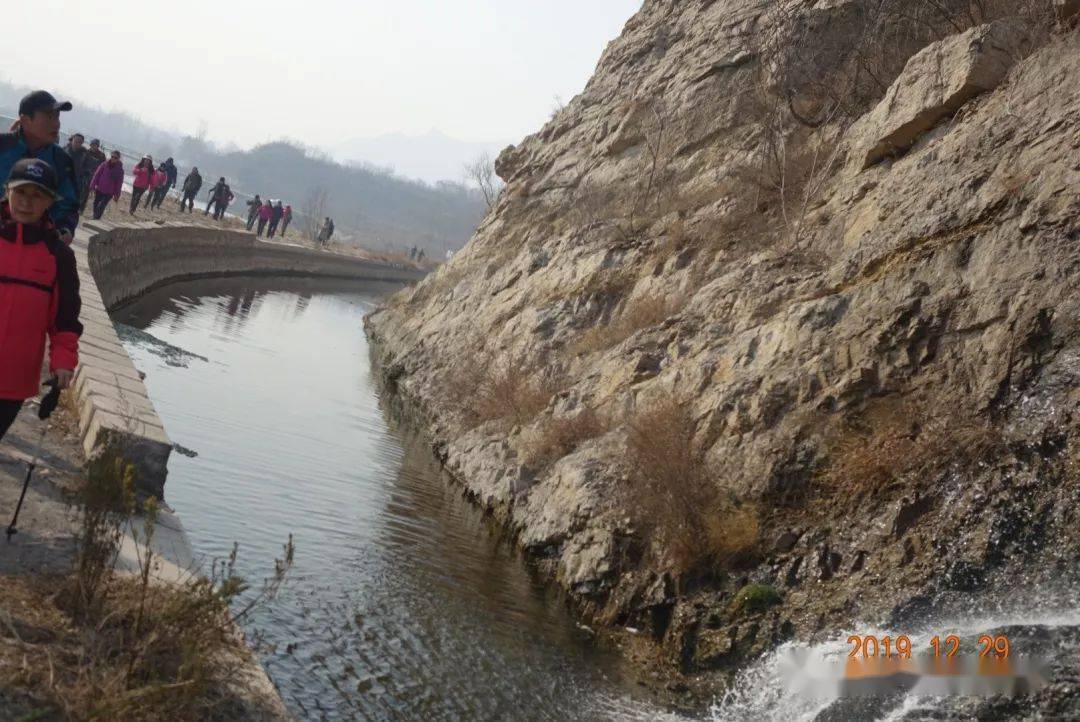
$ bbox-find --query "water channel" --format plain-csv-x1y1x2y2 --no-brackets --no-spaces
114,277,681,721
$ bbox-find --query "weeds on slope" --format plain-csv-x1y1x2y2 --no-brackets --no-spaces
623,399,761,579
0,443,295,721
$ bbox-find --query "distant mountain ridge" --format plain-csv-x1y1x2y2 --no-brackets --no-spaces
332,129,509,185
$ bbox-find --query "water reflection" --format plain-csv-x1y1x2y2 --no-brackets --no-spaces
114,278,679,721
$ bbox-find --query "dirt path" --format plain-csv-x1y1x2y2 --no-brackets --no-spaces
0,399,85,577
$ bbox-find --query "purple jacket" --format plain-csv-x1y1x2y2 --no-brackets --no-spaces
90,160,125,196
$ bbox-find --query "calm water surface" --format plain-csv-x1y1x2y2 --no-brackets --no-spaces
115,278,680,721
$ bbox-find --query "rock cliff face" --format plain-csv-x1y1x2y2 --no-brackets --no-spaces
366,0,1080,696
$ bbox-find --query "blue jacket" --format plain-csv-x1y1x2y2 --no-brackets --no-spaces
0,131,79,236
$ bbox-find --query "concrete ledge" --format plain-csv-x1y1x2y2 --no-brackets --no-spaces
67,219,315,720
86,220,425,310
73,219,424,500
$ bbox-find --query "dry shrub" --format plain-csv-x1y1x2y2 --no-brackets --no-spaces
521,407,610,469
571,293,685,356
0,445,295,720
624,399,760,576
819,397,1005,503
457,355,558,428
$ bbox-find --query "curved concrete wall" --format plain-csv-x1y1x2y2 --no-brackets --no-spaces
72,219,424,499
85,220,425,310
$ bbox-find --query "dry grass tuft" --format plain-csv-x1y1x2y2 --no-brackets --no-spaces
571,293,685,356
0,443,295,721
818,397,1005,503
446,352,561,429
623,399,761,576
521,407,611,469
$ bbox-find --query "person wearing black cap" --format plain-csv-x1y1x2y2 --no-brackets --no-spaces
80,138,106,214
0,158,83,442
0,91,79,243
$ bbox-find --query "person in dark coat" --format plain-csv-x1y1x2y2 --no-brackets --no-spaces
162,157,178,191
179,167,202,212
0,91,79,243
246,194,261,230
212,180,234,221
205,177,226,216
80,139,106,214
64,133,91,215
267,200,283,238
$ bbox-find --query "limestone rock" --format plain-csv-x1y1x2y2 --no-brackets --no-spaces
853,20,1034,170
365,0,1080,692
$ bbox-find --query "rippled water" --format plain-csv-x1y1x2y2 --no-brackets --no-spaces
115,278,680,721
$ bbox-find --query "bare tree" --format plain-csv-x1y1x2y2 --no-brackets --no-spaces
302,186,329,245
464,152,502,211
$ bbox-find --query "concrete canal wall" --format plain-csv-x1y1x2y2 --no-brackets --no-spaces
72,219,425,499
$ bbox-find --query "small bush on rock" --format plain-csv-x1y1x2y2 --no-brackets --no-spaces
521,407,610,469
624,399,761,577
731,584,782,616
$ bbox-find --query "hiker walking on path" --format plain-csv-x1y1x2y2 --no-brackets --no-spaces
212,180,234,221
246,194,262,230
129,155,154,214
162,157,178,193
205,177,226,217
0,158,82,443
256,199,272,236
280,204,292,237
0,90,80,243
317,217,334,245
179,167,202,212
80,139,105,214
147,163,169,209
64,133,93,216
88,150,124,220
267,200,283,238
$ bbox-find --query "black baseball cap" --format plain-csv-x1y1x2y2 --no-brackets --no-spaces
18,90,73,117
6,158,61,200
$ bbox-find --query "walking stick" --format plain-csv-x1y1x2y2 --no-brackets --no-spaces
6,378,61,542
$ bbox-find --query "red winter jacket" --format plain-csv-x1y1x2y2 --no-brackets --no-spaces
131,163,153,190
0,202,83,400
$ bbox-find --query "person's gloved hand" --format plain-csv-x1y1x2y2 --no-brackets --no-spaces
55,368,73,390
39,377,61,420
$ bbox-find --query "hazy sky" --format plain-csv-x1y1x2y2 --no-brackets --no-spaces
2,0,642,149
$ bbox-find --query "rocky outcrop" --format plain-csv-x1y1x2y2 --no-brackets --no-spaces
366,0,1080,696
854,20,1034,168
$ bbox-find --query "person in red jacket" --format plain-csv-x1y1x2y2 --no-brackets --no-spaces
129,155,153,214
0,158,82,442
280,204,293,237
146,163,169,210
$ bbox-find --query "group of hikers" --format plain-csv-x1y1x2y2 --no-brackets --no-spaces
0,88,357,446
243,194,294,238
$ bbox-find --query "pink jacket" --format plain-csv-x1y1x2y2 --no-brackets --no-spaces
131,163,153,190
258,204,273,220
151,170,168,189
